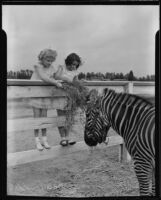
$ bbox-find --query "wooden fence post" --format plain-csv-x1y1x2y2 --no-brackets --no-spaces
119,82,133,162
124,81,133,94
119,143,131,163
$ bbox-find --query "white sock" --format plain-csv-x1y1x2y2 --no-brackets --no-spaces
42,136,48,142
35,137,41,143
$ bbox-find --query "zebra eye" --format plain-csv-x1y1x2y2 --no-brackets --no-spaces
86,113,90,118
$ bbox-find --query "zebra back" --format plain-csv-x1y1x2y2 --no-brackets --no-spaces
101,88,155,158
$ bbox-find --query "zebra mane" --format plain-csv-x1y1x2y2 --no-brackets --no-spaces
103,88,153,108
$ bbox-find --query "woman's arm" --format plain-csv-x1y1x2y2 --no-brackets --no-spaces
34,65,62,87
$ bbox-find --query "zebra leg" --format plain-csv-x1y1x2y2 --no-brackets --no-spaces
134,161,151,196
151,167,155,196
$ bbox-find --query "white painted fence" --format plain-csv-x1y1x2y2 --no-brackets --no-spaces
7,79,155,167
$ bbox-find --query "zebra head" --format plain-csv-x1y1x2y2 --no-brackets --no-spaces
84,89,111,147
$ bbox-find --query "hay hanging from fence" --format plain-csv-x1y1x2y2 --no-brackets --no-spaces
61,80,89,129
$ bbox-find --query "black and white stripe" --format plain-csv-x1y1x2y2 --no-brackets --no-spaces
84,88,155,196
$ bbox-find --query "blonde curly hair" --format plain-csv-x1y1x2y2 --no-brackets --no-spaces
38,49,57,61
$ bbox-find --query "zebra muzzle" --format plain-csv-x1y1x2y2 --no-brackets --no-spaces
103,137,109,145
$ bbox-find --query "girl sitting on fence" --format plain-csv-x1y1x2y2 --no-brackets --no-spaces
55,53,85,146
29,48,62,151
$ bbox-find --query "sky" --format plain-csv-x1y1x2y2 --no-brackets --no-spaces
2,5,159,77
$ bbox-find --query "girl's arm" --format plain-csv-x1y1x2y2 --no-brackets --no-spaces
55,65,73,83
59,75,73,83
54,65,63,79
73,75,79,82
34,65,62,87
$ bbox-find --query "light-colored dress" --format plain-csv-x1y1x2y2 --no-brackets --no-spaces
28,64,57,109
31,64,56,80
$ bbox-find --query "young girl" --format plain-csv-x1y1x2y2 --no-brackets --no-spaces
55,53,83,146
30,48,62,151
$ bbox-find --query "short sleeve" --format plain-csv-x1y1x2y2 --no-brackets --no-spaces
30,64,43,80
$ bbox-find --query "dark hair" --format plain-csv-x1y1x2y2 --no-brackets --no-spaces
65,53,82,69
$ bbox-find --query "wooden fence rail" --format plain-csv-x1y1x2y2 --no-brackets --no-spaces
7,79,155,167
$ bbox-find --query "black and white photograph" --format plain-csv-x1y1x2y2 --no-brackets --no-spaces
3,3,159,197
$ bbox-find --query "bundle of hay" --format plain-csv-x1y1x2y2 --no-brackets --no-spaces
62,80,89,128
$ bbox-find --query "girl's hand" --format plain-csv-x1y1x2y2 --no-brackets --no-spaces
55,81,62,88
73,76,79,82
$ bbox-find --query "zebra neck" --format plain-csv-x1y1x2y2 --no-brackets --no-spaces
104,92,154,138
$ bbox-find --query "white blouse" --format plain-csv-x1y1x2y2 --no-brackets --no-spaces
59,65,79,81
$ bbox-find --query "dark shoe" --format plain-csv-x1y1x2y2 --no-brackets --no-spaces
60,140,68,146
42,141,51,149
41,137,51,149
68,140,76,145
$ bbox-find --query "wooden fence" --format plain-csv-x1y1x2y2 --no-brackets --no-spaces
7,79,155,167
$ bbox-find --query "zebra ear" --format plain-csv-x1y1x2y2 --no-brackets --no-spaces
103,88,114,96
95,95,101,108
103,88,109,95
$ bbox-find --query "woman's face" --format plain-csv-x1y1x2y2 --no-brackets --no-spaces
66,61,79,71
42,56,56,67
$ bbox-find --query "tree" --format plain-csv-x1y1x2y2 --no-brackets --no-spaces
128,70,134,81
119,73,124,79
150,75,155,81
105,72,111,80
78,72,86,80
86,72,91,80
146,75,150,81
110,73,115,80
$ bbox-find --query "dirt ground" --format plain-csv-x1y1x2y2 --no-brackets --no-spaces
7,143,139,197
7,124,139,197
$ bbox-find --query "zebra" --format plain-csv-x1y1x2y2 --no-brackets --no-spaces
84,88,155,196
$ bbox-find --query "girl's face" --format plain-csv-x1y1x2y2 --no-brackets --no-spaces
42,56,56,67
66,61,79,71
